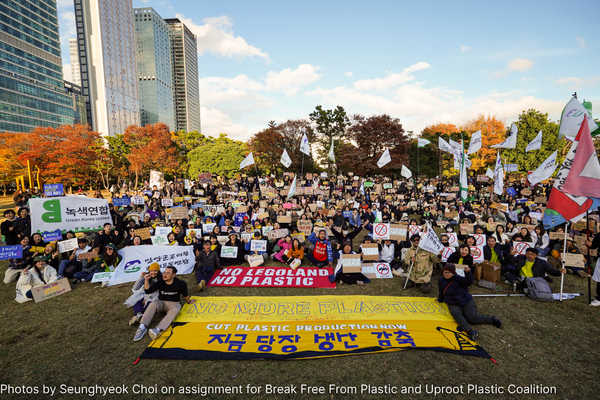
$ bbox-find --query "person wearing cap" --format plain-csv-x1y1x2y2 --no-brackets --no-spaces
505,247,566,291
195,240,222,291
134,266,195,341
1,209,19,245
15,255,59,303
401,233,441,294
57,238,91,279
437,263,502,340
126,262,162,326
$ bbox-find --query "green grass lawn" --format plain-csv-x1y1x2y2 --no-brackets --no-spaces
0,196,599,400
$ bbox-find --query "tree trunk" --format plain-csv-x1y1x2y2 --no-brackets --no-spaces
135,171,139,189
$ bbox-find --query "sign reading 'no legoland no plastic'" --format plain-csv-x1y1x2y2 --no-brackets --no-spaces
29,197,113,234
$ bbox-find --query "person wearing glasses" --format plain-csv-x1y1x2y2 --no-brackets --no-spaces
402,234,441,294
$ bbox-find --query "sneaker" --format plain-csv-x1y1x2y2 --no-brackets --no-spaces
590,299,600,307
504,279,511,285
577,270,588,278
129,315,139,326
72,279,81,284
148,328,162,340
566,268,574,275
133,326,147,341
357,280,364,286
468,329,479,341
491,315,502,329
196,280,206,291
392,268,404,277
101,281,109,288
420,282,432,294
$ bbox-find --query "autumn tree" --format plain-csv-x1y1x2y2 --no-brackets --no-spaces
188,134,247,178
273,119,319,174
309,105,349,175
419,122,463,177
0,132,34,194
461,115,506,173
340,114,409,175
248,122,285,175
123,123,182,187
17,125,102,191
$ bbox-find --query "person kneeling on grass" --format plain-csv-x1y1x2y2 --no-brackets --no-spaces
125,262,162,326
133,266,195,341
437,263,502,340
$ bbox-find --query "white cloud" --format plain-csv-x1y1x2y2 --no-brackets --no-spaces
353,62,431,92
553,74,600,89
59,11,76,48
494,58,534,78
460,45,471,52
576,36,586,48
264,64,322,95
62,63,72,82
175,14,269,60
200,107,248,139
344,71,353,77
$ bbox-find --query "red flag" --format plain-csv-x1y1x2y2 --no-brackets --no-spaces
562,118,600,198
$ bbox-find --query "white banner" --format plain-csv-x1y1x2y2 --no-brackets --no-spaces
30,197,113,235
528,151,557,185
418,222,444,255
108,245,195,286
526,130,543,152
467,130,482,154
377,149,391,168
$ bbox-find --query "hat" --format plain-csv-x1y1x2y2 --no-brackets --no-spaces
77,238,88,244
228,232,238,237
118,207,124,212
188,221,195,225
565,236,575,243
34,255,47,263
363,236,373,243
526,247,539,254
342,239,352,248
148,262,160,271
443,263,456,274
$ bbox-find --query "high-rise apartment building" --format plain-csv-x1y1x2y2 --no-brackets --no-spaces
0,0,81,132
74,0,140,136
165,18,200,133
68,38,81,86
133,8,175,130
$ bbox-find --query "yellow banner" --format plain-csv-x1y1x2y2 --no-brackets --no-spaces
141,296,491,361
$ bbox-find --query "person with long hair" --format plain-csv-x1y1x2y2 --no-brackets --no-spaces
125,263,162,326
15,255,59,303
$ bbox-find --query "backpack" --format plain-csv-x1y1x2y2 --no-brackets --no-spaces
524,277,554,302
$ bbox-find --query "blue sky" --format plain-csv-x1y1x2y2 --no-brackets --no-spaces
57,0,600,141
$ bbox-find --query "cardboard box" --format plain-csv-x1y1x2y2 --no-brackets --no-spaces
472,264,483,280
481,261,501,283
361,243,380,261
342,254,362,273
361,263,376,278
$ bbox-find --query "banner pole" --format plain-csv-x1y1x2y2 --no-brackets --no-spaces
404,248,418,290
560,222,569,302
586,212,591,305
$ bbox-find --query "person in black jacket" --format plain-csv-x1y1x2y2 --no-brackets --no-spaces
14,207,31,240
437,263,501,340
482,236,508,266
1,209,19,245
221,233,245,267
195,240,222,291
446,244,474,270
93,223,121,253
505,247,565,289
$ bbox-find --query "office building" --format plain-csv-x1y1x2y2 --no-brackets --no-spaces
0,0,80,132
68,38,81,85
133,8,175,129
74,0,141,136
165,18,200,133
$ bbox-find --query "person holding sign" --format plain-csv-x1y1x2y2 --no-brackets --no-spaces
446,244,474,270
402,234,441,294
437,264,502,341
530,225,550,257
244,232,269,263
4,235,32,284
220,233,245,267
133,266,195,342
57,238,90,279
273,235,293,263
195,240,222,291
15,255,59,303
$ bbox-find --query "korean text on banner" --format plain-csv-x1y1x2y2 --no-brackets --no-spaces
29,197,113,234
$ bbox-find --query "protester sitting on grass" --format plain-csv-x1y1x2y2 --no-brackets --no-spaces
437,263,502,341
244,231,269,263
15,255,59,303
272,235,293,263
125,263,162,326
332,240,369,285
42,243,60,271
306,229,333,268
4,235,32,284
505,247,566,290
220,233,245,267
94,223,121,253
57,238,90,279
72,251,101,284
446,243,474,270
402,234,442,294
195,240,221,291
133,266,195,342
30,232,46,251
553,237,587,277
93,243,122,288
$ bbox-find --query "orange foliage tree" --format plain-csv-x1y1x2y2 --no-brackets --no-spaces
0,132,35,194
123,123,182,187
420,122,462,177
17,125,102,191
460,115,506,174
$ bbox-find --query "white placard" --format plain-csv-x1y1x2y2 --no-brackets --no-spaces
220,246,238,258
151,234,169,245
92,272,114,283
154,226,171,236
441,247,454,262
250,240,267,252
361,246,379,256
374,262,393,278
203,223,216,233
162,199,173,207
373,223,390,240
472,234,486,246
57,238,78,254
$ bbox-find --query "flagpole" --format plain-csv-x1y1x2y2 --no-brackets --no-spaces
586,212,591,305
417,143,420,179
301,154,304,178
404,248,419,290
560,222,569,301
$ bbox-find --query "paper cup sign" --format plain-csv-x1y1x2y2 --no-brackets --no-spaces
514,242,533,255
470,246,484,264
441,247,454,262
221,246,238,259
375,262,393,278
472,234,486,246
373,223,390,240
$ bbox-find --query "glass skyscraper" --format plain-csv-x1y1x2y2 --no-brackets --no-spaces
0,0,82,132
165,18,200,133
133,7,175,130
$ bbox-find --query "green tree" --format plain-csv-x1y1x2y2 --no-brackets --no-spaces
309,105,349,175
502,109,562,176
188,134,247,178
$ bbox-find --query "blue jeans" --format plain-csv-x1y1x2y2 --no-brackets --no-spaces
195,266,214,284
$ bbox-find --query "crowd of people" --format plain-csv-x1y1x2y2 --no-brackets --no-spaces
2,172,599,342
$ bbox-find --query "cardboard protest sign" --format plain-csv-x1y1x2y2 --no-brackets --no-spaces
267,229,289,240
134,228,151,240
342,254,362,273
390,224,407,241
312,226,333,237
169,207,188,220
297,220,313,235
361,243,379,261
564,253,585,268
57,238,78,254
291,232,305,243
534,196,547,204
247,254,264,267
32,278,71,303
373,223,390,240
77,251,98,260
521,189,532,196
549,232,564,240
220,246,238,259
460,223,474,235
277,215,292,224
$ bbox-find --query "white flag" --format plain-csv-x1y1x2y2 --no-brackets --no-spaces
280,149,292,168
328,137,335,162
493,151,504,195
491,123,518,149
559,97,598,139
528,151,557,186
359,181,365,196
401,165,412,178
239,152,255,169
287,176,297,199
526,130,543,152
485,168,494,179
438,137,455,153
419,222,444,255
467,130,482,155
418,138,431,147
377,149,391,168
459,141,468,200
299,133,311,156
449,138,461,154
